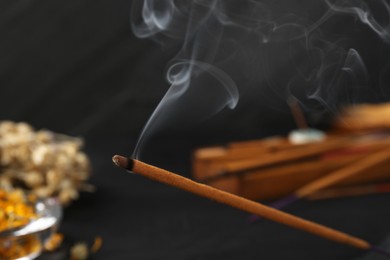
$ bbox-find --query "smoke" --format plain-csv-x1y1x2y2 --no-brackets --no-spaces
130,0,390,158
132,60,239,157
324,0,390,43
131,0,182,39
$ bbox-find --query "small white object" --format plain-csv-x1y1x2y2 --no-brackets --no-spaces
288,128,326,144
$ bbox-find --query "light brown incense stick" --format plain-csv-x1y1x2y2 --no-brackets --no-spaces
196,138,352,182
307,182,390,200
194,134,390,184
112,155,372,251
295,148,390,198
287,96,308,129
248,147,390,223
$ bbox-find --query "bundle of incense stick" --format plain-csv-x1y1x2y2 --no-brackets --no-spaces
192,131,390,201
112,156,390,258
333,103,390,132
248,147,390,222
307,182,390,200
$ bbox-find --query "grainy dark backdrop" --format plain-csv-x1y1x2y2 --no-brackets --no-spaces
0,0,334,145
1,0,390,147
0,0,169,139
1,0,390,145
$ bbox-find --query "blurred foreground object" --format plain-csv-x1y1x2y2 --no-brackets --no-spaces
286,97,326,145
69,236,103,260
0,189,37,232
193,131,390,201
0,188,62,260
333,103,390,132
0,121,92,205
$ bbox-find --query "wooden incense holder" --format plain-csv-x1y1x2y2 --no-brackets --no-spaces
307,182,390,200
248,147,390,222
193,133,390,200
295,148,390,198
113,155,377,252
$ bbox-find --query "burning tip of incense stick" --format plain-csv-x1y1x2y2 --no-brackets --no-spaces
112,155,133,170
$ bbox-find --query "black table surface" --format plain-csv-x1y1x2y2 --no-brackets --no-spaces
37,137,390,260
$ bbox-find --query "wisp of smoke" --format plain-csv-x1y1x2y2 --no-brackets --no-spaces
325,0,390,43
130,0,390,158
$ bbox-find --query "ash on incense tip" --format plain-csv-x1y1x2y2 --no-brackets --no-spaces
112,155,132,171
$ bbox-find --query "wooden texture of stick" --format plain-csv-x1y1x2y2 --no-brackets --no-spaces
215,138,351,172
240,158,390,200
247,148,390,223
307,183,390,200
194,136,390,182
112,155,371,251
295,148,390,198
287,96,308,129
245,147,390,224
192,133,390,200
238,154,364,200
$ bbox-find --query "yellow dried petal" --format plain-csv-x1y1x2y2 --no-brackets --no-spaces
70,242,89,260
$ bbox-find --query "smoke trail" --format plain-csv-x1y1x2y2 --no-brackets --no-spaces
132,60,239,158
325,0,390,43
130,0,389,157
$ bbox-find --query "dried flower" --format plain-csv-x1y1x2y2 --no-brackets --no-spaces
0,234,41,259
0,121,92,205
44,233,64,252
91,236,103,253
70,242,89,260
0,189,41,259
0,189,37,232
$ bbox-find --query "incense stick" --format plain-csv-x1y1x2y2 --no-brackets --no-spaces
307,182,390,200
198,137,355,182
287,96,308,129
112,155,390,257
295,148,390,197
198,136,390,184
250,148,390,221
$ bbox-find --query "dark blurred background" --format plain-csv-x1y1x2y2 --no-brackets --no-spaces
2,0,390,145
0,0,172,140
1,0,390,259
0,0,330,144
1,0,390,145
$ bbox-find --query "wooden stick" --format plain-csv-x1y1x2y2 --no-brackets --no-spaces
295,148,390,198
198,137,390,187
238,154,365,200
112,155,373,251
240,157,390,200
287,96,308,129
195,136,390,183
248,148,390,222
207,138,353,177
307,182,390,200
